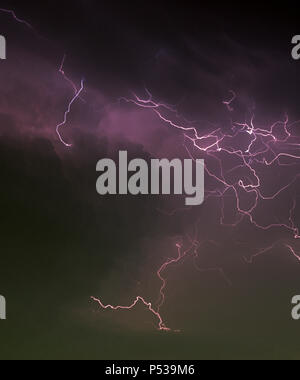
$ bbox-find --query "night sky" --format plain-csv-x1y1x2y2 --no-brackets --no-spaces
1,1,300,360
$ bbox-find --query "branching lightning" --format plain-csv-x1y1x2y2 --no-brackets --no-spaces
92,90,300,331
55,78,84,147
56,55,85,147
121,90,300,239
3,6,300,333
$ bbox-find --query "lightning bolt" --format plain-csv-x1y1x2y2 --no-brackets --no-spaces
55,78,84,147
0,8,84,147
56,54,86,147
223,90,236,112
91,90,300,331
91,296,171,332
0,8,33,29
59,54,80,96
120,90,300,238
3,6,300,333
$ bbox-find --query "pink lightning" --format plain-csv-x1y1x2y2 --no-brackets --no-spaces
55,78,85,147
91,90,300,331
92,238,232,331
59,54,79,96
120,90,300,239
91,242,187,331
223,90,236,112
91,296,171,332
0,8,84,147
0,8,33,29
59,54,86,103
3,6,300,332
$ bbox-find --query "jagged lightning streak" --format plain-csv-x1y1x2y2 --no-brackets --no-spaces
3,6,300,331
285,245,300,262
223,90,236,112
56,54,87,147
0,8,84,147
0,8,33,29
59,54,86,103
91,242,187,332
156,240,232,313
59,54,79,96
91,296,171,331
55,78,84,147
91,90,300,331
156,243,189,312
92,237,231,331
120,90,300,239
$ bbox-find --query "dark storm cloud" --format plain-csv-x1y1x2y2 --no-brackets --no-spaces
1,0,300,359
